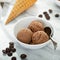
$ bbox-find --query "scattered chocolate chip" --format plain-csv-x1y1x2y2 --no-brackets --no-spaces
43,11,50,20
48,9,53,13
9,42,14,49
43,12,47,14
20,54,27,59
7,52,12,56
11,48,16,53
11,57,16,60
44,27,51,36
6,48,11,53
38,14,43,18
44,13,50,20
9,45,14,49
2,42,17,59
2,50,6,54
9,42,14,45
55,14,59,18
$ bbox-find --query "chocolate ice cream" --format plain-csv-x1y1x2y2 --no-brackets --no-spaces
28,21,44,32
32,31,49,44
17,28,33,44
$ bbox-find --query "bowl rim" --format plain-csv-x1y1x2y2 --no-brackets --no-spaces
13,16,54,48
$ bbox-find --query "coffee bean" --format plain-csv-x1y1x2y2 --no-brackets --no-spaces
20,54,27,59
11,48,16,53
11,57,16,60
2,50,6,54
7,52,12,56
49,9,53,13
55,14,59,18
38,14,43,18
6,48,11,53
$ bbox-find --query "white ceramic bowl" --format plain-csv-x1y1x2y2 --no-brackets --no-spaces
55,0,60,6
13,16,54,49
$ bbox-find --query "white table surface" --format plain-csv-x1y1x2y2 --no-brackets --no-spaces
0,0,12,2
0,0,60,60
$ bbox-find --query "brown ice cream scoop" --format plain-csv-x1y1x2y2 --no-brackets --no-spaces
17,28,33,44
28,21,44,32
32,31,49,44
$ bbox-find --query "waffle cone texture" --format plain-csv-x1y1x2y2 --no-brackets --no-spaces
5,0,37,24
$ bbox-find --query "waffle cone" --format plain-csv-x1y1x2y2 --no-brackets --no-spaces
5,0,37,24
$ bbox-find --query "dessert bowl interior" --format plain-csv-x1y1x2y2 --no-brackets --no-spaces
13,16,54,49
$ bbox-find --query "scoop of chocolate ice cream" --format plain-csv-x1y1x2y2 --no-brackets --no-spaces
17,28,33,44
28,21,44,32
32,31,49,44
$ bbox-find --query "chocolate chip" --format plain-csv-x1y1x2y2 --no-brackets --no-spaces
9,42,14,45
20,54,27,59
49,9,53,13
43,12,50,20
55,14,59,18
2,50,6,54
11,48,16,53
9,45,14,49
7,52,12,56
44,14,50,20
44,27,51,36
9,42,14,49
38,14,43,18
43,12,47,14
6,48,11,53
11,57,16,60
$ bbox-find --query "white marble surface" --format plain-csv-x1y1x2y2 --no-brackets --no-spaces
0,0,60,60
0,0,12,2
0,4,2,17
